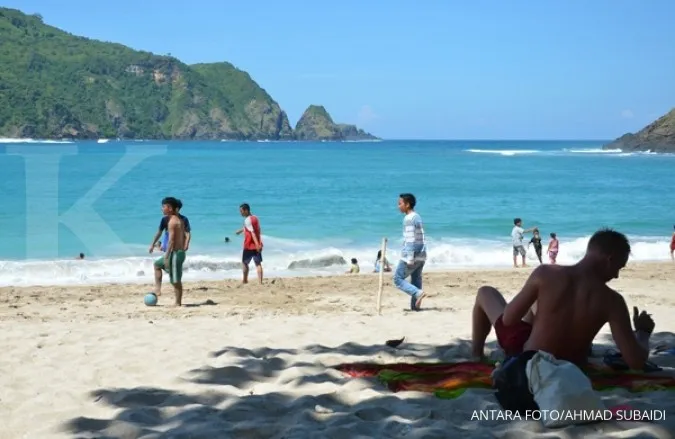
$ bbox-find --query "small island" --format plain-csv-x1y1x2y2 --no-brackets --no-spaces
603,108,675,153
294,105,378,141
0,8,379,141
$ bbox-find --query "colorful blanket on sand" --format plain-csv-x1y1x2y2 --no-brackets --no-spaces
334,361,675,399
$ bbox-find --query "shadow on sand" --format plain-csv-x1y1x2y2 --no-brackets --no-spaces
64,338,675,439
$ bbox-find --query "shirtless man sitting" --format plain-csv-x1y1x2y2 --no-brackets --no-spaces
153,197,186,306
472,228,655,370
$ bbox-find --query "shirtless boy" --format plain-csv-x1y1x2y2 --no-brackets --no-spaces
472,228,654,372
153,197,186,306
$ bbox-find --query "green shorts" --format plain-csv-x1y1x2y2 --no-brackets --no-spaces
154,250,186,284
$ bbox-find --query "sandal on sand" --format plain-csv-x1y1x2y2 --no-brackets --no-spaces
414,292,427,311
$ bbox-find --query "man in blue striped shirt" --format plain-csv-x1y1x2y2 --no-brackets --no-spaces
393,193,428,311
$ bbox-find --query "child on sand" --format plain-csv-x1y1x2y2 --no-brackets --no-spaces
529,228,543,264
670,225,675,261
347,258,360,274
373,250,392,273
548,232,559,264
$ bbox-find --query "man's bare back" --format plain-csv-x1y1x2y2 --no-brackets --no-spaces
472,228,653,371
520,264,617,364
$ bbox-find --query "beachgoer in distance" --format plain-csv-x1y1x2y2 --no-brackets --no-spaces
528,228,543,264
393,193,427,311
347,258,360,274
235,203,263,284
149,199,191,253
548,232,559,264
153,197,186,306
76,252,85,260
471,228,654,374
374,250,392,273
511,218,536,268
670,225,675,261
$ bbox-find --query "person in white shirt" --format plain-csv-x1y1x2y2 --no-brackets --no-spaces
511,217,536,268
393,193,428,311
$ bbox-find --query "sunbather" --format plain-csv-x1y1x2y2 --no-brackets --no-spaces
471,228,654,370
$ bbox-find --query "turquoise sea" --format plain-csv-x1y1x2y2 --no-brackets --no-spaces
1,138,673,286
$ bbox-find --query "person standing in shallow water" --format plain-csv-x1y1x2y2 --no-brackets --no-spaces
511,218,536,268
670,225,675,261
548,232,559,264
529,228,543,264
393,193,427,311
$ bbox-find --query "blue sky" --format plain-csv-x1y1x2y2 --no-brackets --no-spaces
6,0,675,140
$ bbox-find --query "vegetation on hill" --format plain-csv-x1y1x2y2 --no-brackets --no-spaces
604,108,675,153
1,8,375,140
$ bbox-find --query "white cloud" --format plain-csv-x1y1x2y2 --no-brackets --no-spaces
357,105,379,125
620,109,634,119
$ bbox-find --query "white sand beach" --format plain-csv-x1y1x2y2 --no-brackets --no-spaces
2,262,675,438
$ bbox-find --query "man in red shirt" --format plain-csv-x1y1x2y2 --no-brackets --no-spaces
235,203,263,284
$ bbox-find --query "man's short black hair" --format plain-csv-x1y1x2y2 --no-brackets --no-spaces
176,199,183,210
587,228,631,258
240,203,251,212
351,258,358,264
514,218,522,225
162,197,180,210
399,193,416,209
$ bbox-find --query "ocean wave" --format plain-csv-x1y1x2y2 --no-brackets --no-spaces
0,235,670,287
0,138,74,144
464,149,540,156
563,148,621,154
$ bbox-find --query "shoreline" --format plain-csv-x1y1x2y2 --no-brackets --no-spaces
0,259,670,290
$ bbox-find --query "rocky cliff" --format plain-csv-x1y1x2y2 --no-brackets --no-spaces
294,105,379,141
0,8,378,141
603,108,675,153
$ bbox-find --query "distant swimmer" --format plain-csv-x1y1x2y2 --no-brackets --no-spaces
76,252,85,260
224,237,230,243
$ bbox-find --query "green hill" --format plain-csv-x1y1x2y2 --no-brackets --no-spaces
0,8,294,140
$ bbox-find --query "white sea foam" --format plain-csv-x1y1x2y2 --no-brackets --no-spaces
465,149,540,156
0,138,74,144
0,234,669,287
563,148,622,154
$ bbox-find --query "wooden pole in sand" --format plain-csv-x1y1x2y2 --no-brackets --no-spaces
377,237,388,315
